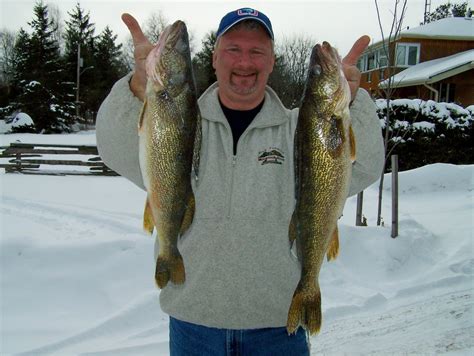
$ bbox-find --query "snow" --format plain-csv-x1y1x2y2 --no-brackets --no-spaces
0,112,35,134
379,49,474,88
375,98,473,134
412,121,436,132
1,132,473,355
400,17,474,40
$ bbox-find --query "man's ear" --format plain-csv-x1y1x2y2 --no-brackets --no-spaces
212,51,217,69
269,54,275,74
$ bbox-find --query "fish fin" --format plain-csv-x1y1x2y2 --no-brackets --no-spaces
192,111,202,180
349,124,356,162
289,211,297,245
293,126,302,201
179,192,195,237
138,99,148,133
326,225,340,261
287,281,322,335
155,250,186,288
143,197,155,235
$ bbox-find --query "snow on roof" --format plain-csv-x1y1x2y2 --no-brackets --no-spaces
379,49,474,89
368,17,474,49
400,17,474,41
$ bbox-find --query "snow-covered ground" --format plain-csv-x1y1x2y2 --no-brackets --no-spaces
1,132,473,355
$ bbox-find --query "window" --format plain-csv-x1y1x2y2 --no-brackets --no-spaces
367,53,376,70
359,44,388,72
379,69,385,80
396,43,420,66
378,49,388,68
439,83,456,102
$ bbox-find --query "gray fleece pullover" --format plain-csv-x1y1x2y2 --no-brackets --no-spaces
96,73,384,330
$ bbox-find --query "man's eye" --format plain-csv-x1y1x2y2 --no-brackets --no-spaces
251,49,265,56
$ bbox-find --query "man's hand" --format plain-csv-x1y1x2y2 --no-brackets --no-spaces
342,35,370,102
122,13,154,101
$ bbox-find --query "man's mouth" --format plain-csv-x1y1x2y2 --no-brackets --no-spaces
232,71,257,78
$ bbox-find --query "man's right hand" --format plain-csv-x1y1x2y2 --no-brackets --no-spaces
122,13,154,101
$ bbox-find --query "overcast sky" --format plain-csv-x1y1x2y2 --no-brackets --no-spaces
1,0,470,55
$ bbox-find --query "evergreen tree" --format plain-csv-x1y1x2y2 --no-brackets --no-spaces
452,2,470,17
0,28,30,116
13,1,74,132
91,26,126,119
63,1,96,120
426,1,470,22
192,31,217,96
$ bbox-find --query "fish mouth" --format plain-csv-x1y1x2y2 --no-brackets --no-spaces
310,42,340,76
146,20,190,88
164,20,188,52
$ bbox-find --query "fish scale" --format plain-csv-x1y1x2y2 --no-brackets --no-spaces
138,20,201,290
287,41,355,335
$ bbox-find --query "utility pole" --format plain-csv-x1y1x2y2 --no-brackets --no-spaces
424,0,432,24
76,41,82,119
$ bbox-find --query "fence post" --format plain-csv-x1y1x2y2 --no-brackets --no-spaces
15,151,22,172
391,155,399,238
356,191,364,226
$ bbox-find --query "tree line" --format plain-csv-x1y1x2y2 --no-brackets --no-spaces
0,1,126,132
0,1,313,133
0,0,470,136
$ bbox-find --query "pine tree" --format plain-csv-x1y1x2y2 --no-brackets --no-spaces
426,1,470,22
92,26,126,118
192,31,217,96
14,1,74,132
0,29,30,117
63,1,96,120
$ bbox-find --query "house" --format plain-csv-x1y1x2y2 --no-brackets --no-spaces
358,17,474,106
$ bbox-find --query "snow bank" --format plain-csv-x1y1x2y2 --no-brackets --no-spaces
1,132,473,355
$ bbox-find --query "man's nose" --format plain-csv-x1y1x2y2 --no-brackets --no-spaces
236,51,253,67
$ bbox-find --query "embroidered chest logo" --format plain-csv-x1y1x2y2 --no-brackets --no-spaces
258,147,285,165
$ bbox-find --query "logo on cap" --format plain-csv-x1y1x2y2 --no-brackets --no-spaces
238,8,258,17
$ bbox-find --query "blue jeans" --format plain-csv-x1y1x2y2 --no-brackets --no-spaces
169,317,310,356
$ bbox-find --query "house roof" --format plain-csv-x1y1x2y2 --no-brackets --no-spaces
367,17,474,50
400,17,474,41
379,49,474,89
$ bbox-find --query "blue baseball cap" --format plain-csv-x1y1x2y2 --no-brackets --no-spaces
216,8,274,40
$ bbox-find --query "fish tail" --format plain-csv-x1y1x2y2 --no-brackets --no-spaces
155,250,186,289
326,225,340,261
287,281,322,335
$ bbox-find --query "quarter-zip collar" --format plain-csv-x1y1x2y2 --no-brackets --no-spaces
198,82,290,130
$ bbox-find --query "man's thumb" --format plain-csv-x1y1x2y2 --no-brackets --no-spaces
121,13,149,46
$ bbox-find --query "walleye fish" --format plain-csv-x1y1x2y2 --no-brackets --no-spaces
287,42,356,335
138,20,201,289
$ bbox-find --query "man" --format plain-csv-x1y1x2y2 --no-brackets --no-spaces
96,8,384,355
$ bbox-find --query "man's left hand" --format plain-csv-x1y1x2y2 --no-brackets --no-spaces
342,35,370,102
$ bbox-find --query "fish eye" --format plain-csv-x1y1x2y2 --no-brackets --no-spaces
313,65,322,76
159,91,171,101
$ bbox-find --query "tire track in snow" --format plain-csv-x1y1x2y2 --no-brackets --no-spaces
18,292,168,356
312,289,473,355
1,196,143,238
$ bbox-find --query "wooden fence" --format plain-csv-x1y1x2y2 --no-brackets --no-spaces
0,142,118,176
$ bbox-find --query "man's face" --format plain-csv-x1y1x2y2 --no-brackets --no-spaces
213,25,275,110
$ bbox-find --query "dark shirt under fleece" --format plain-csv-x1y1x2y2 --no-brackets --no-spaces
219,98,264,155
